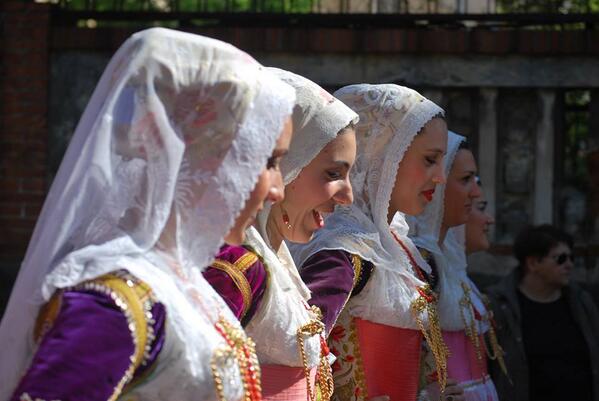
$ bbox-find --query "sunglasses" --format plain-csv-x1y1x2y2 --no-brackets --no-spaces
551,252,574,265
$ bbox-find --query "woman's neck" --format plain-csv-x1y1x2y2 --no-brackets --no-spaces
265,211,284,251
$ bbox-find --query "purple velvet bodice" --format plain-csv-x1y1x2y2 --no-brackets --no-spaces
203,244,267,326
9,275,166,401
299,249,373,334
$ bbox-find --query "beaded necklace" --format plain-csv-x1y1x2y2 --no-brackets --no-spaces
297,302,334,401
390,230,450,393
156,250,263,401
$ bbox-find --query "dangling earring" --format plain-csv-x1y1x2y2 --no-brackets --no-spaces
281,207,293,230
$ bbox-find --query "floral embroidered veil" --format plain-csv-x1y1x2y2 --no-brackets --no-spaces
290,84,445,329
0,28,295,398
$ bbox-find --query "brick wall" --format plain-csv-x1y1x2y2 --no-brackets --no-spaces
0,1,50,262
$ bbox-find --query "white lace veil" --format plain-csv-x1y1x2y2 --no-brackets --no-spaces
0,28,295,396
256,68,358,245
266,68,359,185
247,69,357,366
290,84,444,328
406,132,487,331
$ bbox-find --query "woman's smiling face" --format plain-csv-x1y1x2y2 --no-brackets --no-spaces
269,127,357,244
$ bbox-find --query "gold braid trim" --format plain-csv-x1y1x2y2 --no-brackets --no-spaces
459,282,485,374
235,252,259,273
349,317,369,401
211,316,262,401
34,292,63,343
297,311,334,401
410,284,450,393
350,254,363,290
480,295,511,382
70,272,155,401
211,259,253,320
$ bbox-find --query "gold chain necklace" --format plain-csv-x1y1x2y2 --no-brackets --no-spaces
296,305,334,401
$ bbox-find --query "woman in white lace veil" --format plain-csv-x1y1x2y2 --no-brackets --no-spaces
405,132,500,401
0,28,295,401
290,84,453,401
205,67,358,401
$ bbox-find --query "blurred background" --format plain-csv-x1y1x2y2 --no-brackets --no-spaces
1,0,598,316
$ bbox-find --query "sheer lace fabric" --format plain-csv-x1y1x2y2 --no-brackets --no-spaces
0,28,295,400
290,84,444,329
266,67,359,185
244,227,322,368
405,132,488,332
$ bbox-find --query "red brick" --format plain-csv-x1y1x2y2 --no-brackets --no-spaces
0,164,46,179
0,178,20,192
404,30,419,52
20,178,46,194
0,191,46,203
24,203,43,218
0,229,33,249
0,203,23,218
2,115,47,131
4,61,48,79
472,30,513,54
0,217,36,230
2,98,44,116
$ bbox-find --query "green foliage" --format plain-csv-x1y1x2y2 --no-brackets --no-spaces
59,0,313,12
498,0,599,13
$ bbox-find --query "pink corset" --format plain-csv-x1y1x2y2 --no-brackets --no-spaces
355,318,422,401
261,364,317,401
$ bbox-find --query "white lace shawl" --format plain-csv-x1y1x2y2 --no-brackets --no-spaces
290,84,444,329
0,28,295,399
266,67,359,185
405,132,488,332
242,69,355,367
244,226,321,368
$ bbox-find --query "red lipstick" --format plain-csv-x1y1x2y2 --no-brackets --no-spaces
422,189,435,202
313,210,324,228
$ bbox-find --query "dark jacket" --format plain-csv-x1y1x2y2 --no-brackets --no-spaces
486,271,599,401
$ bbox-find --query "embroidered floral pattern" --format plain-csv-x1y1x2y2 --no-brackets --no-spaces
328,310,368,401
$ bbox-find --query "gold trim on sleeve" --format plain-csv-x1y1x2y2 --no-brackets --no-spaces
71,272,155,401
234,252,259,273
211,260,253,320
34,292,63,343
350,254,363,290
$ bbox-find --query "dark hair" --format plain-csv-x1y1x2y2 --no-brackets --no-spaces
338,121,356,135
514,224,573,271
458,139,470,150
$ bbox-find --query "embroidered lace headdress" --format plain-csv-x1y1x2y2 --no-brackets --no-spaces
290,84,444,329
243,70,358,370
0,28,295,398
405,131,488,331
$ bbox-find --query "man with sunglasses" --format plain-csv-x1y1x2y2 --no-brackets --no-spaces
486,224,599,401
